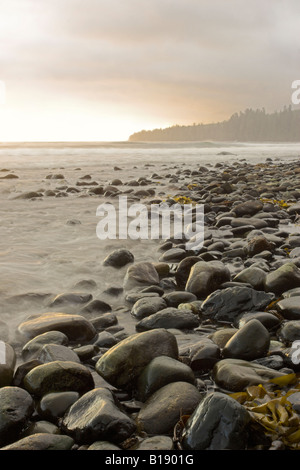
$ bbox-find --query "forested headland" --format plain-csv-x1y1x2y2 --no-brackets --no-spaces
129,107,300,142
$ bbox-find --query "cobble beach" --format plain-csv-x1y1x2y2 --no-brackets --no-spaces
1,142,300,450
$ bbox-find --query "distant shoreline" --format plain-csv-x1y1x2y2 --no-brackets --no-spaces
0,140,300,149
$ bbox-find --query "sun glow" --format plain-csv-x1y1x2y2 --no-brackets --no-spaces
0,96,163,143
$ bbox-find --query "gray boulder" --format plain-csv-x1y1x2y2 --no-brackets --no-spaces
0,386,34,447
62,388,136,444
182,392,250,450
185,261,231,299
136,381,201,435
95,329,178,389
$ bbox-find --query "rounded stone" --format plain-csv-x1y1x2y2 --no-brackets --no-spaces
136,356,195,401
0,433,74,450
136,381,201,435
276,298,300,320
185,260,231,299
88,441,121,450
123,262,160,291
234,311,281,330
162,291,198,308
213,358,289,392
21,331,69,361
264,262,300,296
95,329,178,390
233,267,266,290
222,319,270,361
135,308,200,332
37,344,81,364
103,249,134,268
175,256,201,289
182,392,250,450
18,312,97,342
21,420,60,437
0,386,34,447
210,328,238,348
49,293,92,307
189,339,221,372
37,391,80,422
201,287,274,323
23,361,95,397
135,436,174,450
278,321,300,344
61,387,136,444
131,296,167,320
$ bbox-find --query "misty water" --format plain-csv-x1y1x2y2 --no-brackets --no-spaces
0,141,299,344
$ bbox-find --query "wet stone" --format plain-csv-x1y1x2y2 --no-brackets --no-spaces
95,329,178,390
136,381,201,436
0,433,74,450
182,392,250,450
80,299,112,314
37,344,81,364
201,286,274,323
232,200,263,217
282,287,300,298
277,321,300,344
103,249,134,268
37,391,80,422
23,361,95,397
264,262,300,296
234,311,281,331
209,328,238,349
0,386,34,447
252,355,284,370
162,291,197,308
134,436,174,450
93,331,119,348
61,387,136,444
175,256,201,289
18,312,97,342
213,358,289,392
159,248,187,262
185,260,231,299
222,319,270,361
87,441,121,450
276,297,300,320
48,293,92,307
123,262,160,292
189,338,221,372
135,307,200,332
233,266,266,290
136,356,195,401
231,218,268,229
91,313,118,330
20,420,60,437
131,296,167,320
21,331,69,361
12,360,43,388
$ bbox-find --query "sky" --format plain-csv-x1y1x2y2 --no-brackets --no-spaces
0,0,299,142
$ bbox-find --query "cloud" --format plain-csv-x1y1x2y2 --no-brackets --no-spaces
1,0,299,139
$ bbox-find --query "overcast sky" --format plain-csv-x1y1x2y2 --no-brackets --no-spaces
0,0,299,141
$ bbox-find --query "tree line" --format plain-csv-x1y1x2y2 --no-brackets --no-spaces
129,106,300,142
